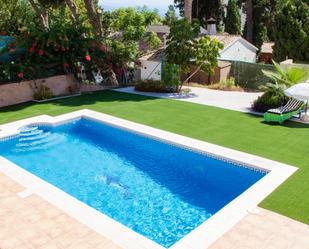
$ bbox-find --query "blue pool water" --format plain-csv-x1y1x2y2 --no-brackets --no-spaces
0,118,266,248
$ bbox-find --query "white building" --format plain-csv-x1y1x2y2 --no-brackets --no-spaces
138,24,258,81
138,49,164,81
212,35,258,63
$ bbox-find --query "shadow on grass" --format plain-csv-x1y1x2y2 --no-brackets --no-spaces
0,90,158,113
53,90,158,107
245,112,309,129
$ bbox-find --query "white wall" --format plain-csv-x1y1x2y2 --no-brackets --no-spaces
140,60,162,81
220,40,257,63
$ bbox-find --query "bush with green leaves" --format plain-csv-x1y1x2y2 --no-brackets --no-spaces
162,62,180,89
252,91,287,113
134,80,175,93
0,0,36,36
251,59,308,112
219,77,236,88
224,0,241,35
273,0,309,62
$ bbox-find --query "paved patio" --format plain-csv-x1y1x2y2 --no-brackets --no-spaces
114,87,263,113
115,87,309,123
1,171,309,249
0,172,122,249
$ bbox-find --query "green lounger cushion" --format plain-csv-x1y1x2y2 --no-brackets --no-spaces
264,98,304,124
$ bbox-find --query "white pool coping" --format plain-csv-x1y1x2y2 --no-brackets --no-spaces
0,109,298,249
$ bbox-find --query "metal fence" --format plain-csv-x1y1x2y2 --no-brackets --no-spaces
225,60,309,91
227,60,276,91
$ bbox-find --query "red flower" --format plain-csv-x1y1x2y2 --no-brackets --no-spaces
63,63,70,69
38,49,44,56
76,66,81,73
17,72,24,79
29,47,35,53
85,55,91,62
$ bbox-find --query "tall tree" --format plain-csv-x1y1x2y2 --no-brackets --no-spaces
0,0,35,35
225,0,241,35
245,0,253,42
83,0,102,36
163,5,177,26
273,0,309,62
241,0,276,48
175,0,224,28
184,0,193,22
174,0,224,30
28,0,49,30
65,0,79,23
165,18,223,90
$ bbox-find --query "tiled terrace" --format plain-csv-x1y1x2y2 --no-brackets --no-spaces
1,171,309,249
0,172,121,249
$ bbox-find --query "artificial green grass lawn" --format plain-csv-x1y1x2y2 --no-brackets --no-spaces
1,90,309,224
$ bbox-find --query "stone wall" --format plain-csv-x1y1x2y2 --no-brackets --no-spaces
0,74,76,107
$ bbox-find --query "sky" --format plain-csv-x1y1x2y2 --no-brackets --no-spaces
99,0,176,15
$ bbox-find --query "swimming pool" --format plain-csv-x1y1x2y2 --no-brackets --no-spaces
0,110,297,249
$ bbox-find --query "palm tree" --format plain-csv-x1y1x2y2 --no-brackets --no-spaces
184,0,193,22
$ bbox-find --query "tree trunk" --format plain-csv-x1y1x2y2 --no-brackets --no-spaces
28,0,49,30
65,0,79,24
184,0,193,22
246,0,253,43
180,65,202,85
83,0,102,37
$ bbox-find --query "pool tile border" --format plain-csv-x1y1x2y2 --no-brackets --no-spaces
0,109,298,249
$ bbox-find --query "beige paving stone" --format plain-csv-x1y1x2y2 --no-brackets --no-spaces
24,194,44,206
24,211,44,224
70,224,93,238
67,240,94,249
99,241,124,249
38,241,63,249
210,208,309,249
35,218,58,231
45,227,65,239
84,232,112,246
0,237,23,249
55,231,85,248
9,183,25,193
28,233,51,248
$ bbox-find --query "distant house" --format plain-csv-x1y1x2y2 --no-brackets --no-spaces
260,42,274,64
211,35,258,63
138,49,164,81
137,23,258,82
140,24,209,52
138,49,232,84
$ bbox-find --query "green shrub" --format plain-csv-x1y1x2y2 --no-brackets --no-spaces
162,62,180,88
134,80,175,93
252,91,287,113
219,77,236,88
